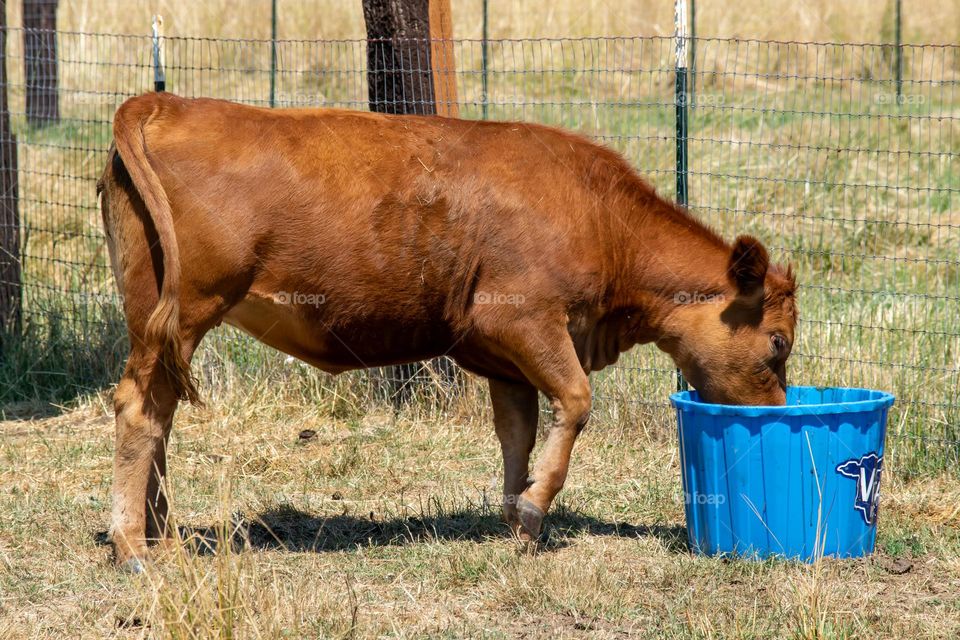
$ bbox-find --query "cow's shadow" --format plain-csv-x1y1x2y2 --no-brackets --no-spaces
176,504,689,556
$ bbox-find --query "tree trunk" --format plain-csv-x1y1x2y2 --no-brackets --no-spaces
362,0,435,115
362,0,461,403
0,0,20,338
23,0,59,126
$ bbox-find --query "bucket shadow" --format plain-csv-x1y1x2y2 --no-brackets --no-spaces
177,505,689,556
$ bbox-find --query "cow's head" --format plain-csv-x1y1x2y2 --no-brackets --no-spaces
663,236,797,406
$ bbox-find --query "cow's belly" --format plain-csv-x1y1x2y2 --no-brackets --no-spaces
222,292,454,373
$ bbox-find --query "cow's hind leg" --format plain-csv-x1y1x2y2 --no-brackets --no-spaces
109,345,182,571
489,378,538,537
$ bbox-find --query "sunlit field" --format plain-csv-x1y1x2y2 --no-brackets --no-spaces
0,2,958,638
32,0,960,44
2,387,959,638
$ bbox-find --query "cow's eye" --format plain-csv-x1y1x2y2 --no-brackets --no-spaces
770,333,788,359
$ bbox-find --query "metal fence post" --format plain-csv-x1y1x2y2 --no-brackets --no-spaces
269,0,277,107
674,0,690,393
894,0,903,104
689,0,695,107
152,15,165,92
481,0,488,119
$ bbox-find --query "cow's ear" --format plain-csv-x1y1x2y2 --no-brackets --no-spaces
728,235,769,296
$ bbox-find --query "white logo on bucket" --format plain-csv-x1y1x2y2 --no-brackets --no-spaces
836,452,883,526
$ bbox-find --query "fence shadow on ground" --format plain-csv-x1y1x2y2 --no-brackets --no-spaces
169,505,689,556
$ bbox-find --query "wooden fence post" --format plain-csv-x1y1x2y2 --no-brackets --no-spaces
23,0,60,126
0,0,21,338
428,0,458,117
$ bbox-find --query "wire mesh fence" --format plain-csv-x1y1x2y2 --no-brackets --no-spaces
0,28,957,469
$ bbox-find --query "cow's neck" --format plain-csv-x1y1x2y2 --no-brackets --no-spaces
612,196,732,346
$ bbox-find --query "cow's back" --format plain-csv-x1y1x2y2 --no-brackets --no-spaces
109,94,625,375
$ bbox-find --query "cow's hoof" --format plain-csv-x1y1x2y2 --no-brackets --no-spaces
121,557,147,575
502,503,519,527
516,495,544,540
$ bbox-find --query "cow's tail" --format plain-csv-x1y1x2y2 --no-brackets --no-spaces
112,100,201,406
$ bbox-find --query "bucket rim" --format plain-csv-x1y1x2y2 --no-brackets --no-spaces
669,385,895,416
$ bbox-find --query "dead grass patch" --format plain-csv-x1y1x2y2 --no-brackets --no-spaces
0,386,957,638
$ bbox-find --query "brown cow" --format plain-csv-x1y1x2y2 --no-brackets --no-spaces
98,93,796,571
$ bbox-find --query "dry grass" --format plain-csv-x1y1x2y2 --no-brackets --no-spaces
1,382,958,639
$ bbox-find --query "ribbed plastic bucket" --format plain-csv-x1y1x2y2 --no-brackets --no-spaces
670,386,895,562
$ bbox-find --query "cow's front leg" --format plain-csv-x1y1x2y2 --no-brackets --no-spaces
517,382,590,539
109,351,179,572
490,319,592,540
489,378,538,537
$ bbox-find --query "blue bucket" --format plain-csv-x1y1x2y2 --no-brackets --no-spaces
670,386,895,562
